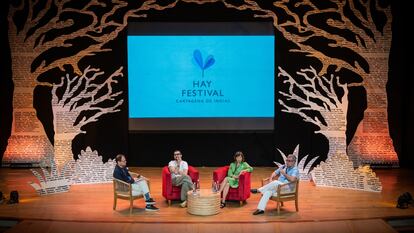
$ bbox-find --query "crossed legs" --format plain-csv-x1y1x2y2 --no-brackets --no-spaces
218,177,231,207
172,175,194,207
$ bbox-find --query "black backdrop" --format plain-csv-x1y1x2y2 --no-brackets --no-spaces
126,2,328,166
1,0,413,168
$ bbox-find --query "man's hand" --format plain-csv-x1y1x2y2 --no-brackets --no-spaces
134,176,149,182
277,164,285,169
168,166,177,174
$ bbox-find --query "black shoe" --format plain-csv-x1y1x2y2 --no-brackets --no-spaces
145,204,159,211
145,198,155,205
250,189,259,194
7,191,18,204
6,199,18,205
252,209,264,215
220,202,226,208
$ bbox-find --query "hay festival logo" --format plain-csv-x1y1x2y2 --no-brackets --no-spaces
176,49,229,104
193,49,215,78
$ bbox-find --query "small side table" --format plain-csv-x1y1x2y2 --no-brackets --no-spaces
187,189,220,216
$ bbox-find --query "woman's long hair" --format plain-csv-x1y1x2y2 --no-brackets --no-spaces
233,151,245,162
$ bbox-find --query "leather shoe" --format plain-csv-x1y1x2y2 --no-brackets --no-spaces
250,189,259,194
253,209,264,215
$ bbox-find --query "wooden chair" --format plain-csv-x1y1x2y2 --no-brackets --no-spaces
113,171,149,214
262,178,299,215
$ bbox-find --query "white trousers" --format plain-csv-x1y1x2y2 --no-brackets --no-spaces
131,180,149,196
257,180,285,211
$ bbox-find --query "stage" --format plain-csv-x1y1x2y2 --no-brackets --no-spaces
0,167,413,232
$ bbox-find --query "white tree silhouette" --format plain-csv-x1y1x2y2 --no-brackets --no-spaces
51,66,123,168
5,0,178,163
278,66,348,159
6,0,397,167
217,0,397,166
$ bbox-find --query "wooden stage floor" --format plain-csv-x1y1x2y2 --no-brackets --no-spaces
0,167,413,232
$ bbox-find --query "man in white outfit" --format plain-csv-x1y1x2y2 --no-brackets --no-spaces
168,150,194,207
250,154,299,215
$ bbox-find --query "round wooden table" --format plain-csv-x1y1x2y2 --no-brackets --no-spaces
187,189,220,216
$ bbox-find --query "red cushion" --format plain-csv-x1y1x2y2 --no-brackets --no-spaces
162,165,199,201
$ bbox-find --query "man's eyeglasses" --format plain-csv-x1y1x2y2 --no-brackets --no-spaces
286,159,294,162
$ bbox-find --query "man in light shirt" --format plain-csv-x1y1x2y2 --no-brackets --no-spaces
168,150,194,207
250,154,299,215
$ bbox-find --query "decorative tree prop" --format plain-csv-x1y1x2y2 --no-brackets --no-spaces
6,0,397,167
311,154,382,192
220,0,398,166
52,66,123,169
275,144,319,181
278,66,348,159
5,0,179,164
73,147,116,184
29,156,74,195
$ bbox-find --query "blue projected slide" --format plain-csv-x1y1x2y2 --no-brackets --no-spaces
127,22,275,131
128,36,274,117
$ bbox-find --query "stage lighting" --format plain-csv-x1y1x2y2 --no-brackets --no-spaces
396,192,413,209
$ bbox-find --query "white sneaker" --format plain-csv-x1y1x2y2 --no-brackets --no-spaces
145,198,156,205
180,200,187,208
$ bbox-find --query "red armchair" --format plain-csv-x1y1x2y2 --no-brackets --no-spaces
162,165,199,206
213,165,251,205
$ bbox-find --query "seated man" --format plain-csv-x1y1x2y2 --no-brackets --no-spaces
113,154,159,211
168,150,194,208
250,154,299,215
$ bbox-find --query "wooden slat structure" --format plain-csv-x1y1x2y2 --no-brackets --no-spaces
187,189,220,216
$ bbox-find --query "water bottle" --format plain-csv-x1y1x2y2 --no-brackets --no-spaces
212,181,216,193
193,182,197,195
196,179,200,193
